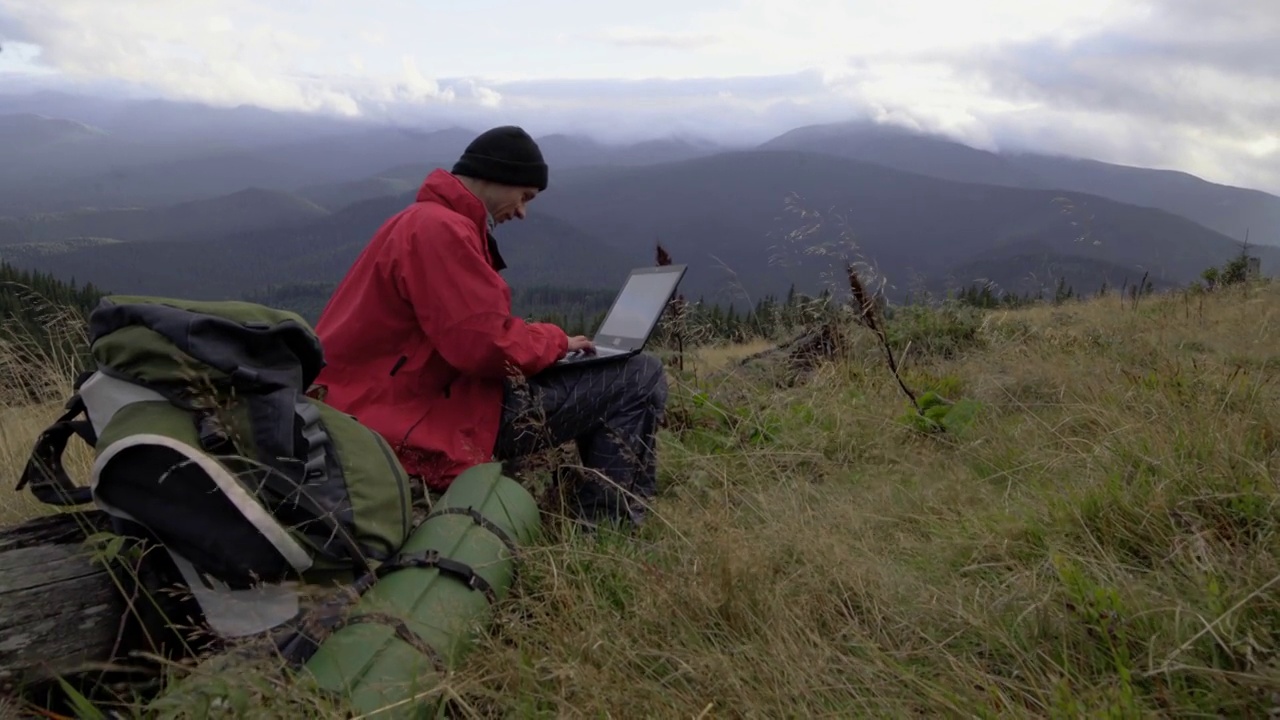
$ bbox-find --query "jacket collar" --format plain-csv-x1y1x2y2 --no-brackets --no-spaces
415,168,506,272
486,232,507,272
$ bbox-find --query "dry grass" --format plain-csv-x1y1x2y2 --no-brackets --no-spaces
682,338,776,372
0,296,94,526
0,402,83,525
3,281,1280,717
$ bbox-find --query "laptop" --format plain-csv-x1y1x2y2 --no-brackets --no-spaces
552,263,688,368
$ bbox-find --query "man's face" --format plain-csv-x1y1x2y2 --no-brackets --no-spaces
488,184,539,225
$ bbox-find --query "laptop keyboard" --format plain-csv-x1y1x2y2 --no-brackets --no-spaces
560,346,627,363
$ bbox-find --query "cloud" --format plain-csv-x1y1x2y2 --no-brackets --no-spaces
595,28,720,49
0,0,499,116
0,0,1276,193
917,0,1280,192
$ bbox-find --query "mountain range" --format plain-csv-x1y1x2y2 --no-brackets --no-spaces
0,90,1275,319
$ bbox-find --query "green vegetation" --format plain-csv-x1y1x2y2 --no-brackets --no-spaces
0,261,102,403
2,272,1278,717
0,260,103,330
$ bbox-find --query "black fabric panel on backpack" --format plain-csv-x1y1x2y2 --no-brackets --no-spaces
88,299,327,485
87,299,325,387
107,516,222,661
94,444,295,588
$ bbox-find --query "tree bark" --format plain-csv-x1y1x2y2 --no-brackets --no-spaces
0,509,125,693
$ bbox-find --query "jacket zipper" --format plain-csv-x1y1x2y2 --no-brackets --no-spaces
389,355,407,376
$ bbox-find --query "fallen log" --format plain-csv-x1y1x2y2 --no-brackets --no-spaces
0,509,120,691
0,509,203,710
736,323,846,385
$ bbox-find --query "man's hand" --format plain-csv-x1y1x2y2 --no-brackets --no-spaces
566,335,596,355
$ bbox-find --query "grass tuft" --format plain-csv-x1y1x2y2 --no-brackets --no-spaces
2,280,1279,716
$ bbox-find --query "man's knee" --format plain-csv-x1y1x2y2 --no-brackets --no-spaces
628,352,668,407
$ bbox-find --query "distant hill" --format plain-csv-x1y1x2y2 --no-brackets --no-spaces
5,149,1271,311
0,91,365,149
295,158,672,212
0,112,727,215
940,245,1181,300
293,154,696,212
4,92,1278,316
1001,152,1280,250
0,112,106,148
532,150,1277,303
761,120,1280,248
0,217,22,245
245,281,618,329
535,133,722,168
296,163,449,211
0,237,126,258
0,188,329,246
761,120,1040,188
0,191,636,303
0,112,224,201
0,124,481,214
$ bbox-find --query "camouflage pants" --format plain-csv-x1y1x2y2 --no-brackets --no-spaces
493,352,668,526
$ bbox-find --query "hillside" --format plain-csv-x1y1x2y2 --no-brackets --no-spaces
0,188,329,246
0,92,366,149
0,191,636,301
534,150,1275,302
247,280,619,330
1003,152,1280,249
2,94,1276,317
0,112,727,215
0,113,221,202
296,162,451,211
0,112,106,148
2,278,1277,717
761,120,1041,188
295,159,663,212
763,120,1280,248
4,150,1270,309
943,248,1174,299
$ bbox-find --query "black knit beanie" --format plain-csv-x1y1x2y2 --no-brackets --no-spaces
452,125,548,191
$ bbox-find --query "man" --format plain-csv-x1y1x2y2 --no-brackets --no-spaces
311,126,668,527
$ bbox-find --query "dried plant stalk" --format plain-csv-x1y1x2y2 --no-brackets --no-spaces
847,263,922,413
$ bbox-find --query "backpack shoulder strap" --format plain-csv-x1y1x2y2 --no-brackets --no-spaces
15,394,97,506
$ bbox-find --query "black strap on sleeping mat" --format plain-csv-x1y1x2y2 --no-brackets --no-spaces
349,548,498,604
423,505,518,556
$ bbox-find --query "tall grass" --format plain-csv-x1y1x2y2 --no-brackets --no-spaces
0,289,94,525
2,281,1278,717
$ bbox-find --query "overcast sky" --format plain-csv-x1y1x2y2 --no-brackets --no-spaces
1,0,1277,193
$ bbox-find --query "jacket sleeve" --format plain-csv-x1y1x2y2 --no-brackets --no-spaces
390,213,569,378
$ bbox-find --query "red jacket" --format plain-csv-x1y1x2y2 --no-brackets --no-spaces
311,169,569,489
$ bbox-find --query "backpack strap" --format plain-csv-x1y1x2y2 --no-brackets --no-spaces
15,394,97,506
253,461,375,580
295,399,331,483
191,403,372,580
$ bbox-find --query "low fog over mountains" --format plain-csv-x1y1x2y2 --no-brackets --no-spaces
1,90,1276,316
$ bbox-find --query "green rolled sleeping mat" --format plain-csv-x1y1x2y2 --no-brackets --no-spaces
301,461,542,717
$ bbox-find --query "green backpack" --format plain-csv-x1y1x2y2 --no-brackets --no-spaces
17,295,414,634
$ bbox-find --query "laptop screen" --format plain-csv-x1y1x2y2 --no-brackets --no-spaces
595,268,684,342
